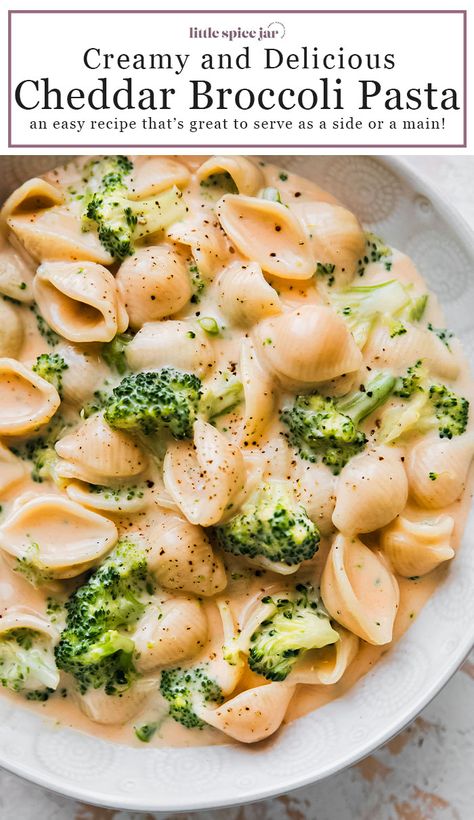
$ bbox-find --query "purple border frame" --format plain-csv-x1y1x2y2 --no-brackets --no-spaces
8,9,468,149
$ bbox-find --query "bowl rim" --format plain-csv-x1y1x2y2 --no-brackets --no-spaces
0,154,473,812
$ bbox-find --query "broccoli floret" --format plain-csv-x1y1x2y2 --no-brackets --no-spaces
32,353,68,397
101,332,133,375
356,232,391,277
282,394,365,474
82,156,133,185
22,438,57,483
389,321,408,338
315,262,336,286
214,480,319,567
88,483,145,503
429,384,469,439
281,372,395,474
84,193,136,260
46,596,65,625
55,539,152,694
29,304,60,347
379,363,469,443
0,627,59,694
248,585,339,682
81,387,111,420
81,156,186,261
13,542,55,587
200,172,238,199
331,280,428,347
200,373,243,421
393,360,425,398
25,688,54,702
160,665,224,729
428,323,454,349
81,157,134,260
13,417,66,483
189,264,206,304
104,368,202,439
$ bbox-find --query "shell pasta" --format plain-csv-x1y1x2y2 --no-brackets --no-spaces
0,154,472,750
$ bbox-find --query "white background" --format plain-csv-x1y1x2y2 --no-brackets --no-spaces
4,1,467,151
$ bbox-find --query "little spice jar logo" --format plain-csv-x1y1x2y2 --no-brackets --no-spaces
188,21,286,42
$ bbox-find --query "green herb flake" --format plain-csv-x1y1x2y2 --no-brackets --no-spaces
26,688,53,702
428,323,454,349
389,321,408,338
316,262,336,286
30,305,59,347
135,723,159,743
200,172,238,195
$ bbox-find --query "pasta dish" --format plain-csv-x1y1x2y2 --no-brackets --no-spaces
0,155,471,747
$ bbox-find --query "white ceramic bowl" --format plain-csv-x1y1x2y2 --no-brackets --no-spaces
0,155,473,812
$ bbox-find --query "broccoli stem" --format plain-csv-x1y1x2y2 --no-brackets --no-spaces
200,379,243,421
336,372,396,425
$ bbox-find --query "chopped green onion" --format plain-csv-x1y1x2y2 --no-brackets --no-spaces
260,187,282,203
198,317,220,335
409,294,428,322
135,723,158,743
